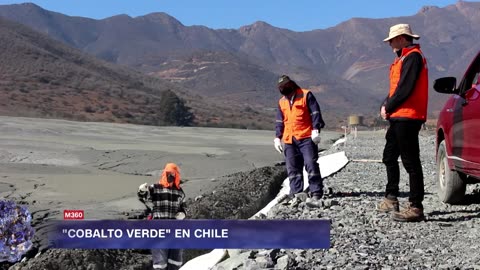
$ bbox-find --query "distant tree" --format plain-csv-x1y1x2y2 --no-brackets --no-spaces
84,105,96,113
157,90,194,126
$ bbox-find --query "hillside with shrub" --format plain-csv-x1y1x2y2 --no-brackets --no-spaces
0,17,272,129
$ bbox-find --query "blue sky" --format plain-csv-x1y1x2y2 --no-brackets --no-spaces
0,0,471,31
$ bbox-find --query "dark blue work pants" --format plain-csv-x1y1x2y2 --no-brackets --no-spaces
284,137,323,195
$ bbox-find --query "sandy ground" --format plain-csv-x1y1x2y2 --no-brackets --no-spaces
0,116,341,221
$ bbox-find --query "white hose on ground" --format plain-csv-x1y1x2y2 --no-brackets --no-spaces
180,150,349,270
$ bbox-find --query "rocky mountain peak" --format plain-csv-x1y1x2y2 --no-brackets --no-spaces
239,21,275,35
418,5,440,14
139,12,184,26
103,14,132,21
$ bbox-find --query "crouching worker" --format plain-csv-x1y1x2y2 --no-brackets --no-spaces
138,163,186,270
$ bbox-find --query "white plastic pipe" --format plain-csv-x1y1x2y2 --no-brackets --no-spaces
180,150,349,270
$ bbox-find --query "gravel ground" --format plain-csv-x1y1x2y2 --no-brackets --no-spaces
215,130,480,270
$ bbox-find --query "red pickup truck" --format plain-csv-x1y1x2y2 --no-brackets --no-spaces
434,51,480,204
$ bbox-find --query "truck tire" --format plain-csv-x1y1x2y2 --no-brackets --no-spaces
437,140,466,204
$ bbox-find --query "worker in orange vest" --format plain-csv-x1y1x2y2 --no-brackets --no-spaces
378,23,428,222
274,75,325,205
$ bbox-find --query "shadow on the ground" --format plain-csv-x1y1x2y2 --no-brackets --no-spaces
426,192,480,222
426,209,480,222
330,191,432,198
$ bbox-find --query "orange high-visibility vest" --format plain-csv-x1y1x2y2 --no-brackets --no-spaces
389,45,428,120
278,88,313,144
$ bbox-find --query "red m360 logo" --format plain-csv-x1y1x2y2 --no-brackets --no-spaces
64,210,84,220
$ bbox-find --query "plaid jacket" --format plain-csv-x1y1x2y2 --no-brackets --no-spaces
138,183,185,219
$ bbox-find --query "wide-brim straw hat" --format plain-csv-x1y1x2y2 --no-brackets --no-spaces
383,23,420,42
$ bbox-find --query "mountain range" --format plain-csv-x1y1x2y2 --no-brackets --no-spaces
1,1,480,128
0,16,272,129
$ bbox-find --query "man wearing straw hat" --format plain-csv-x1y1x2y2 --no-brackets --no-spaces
377,24,428,222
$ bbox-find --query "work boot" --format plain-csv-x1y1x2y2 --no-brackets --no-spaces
280,194,300,207
376,197,399,213
286,196,301,208
294,192,309,202
279,194,293,205
392,203,425,222
306,193,322,208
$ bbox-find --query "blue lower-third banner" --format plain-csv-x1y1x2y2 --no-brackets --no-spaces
48,220,330,249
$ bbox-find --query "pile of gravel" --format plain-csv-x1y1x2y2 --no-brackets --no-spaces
214,130,480,270
185,166,287,220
